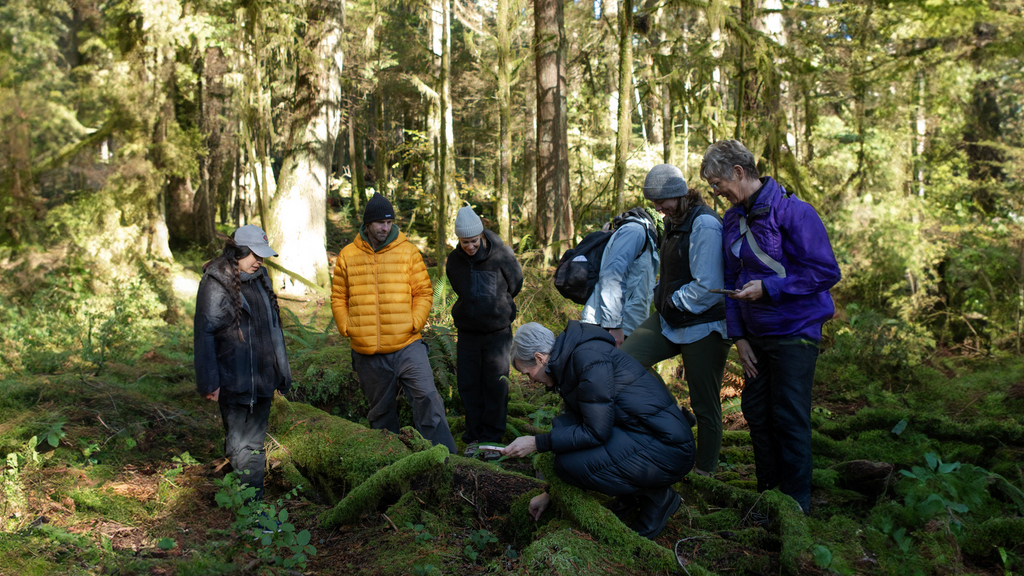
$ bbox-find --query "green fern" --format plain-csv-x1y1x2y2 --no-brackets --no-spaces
281,307,336,351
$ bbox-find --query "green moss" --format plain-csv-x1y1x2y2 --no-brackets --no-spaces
519,526,654,576
961,517,1024,556
384,490,422,526
269,396,413,493
320,444,450,527
719,445,754,465
721,430,751,446
69,487,148,522
534,453,677,572
812,468,839,489
691,508,742,532
502,488,547,544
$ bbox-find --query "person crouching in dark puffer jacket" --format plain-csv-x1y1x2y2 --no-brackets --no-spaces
500,321,695,539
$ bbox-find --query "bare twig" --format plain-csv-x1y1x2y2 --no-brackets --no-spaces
381,513,399,532
458,489,475,507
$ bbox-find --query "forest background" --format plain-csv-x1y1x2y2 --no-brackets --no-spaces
1,0,1024,573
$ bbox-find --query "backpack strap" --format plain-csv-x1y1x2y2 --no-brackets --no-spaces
736,215,787,278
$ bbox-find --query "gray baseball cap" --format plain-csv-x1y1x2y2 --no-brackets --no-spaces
233,225,278,258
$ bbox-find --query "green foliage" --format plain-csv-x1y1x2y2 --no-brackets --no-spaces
897,453,993,529
405,521,433,544
213,472,317,571
463,528,497,563
280,307,336,351
411,563,440,576
0,267,167,376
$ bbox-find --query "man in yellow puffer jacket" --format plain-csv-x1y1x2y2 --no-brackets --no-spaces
331,193,457,453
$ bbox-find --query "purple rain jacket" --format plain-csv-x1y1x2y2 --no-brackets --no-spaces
722,177,841,342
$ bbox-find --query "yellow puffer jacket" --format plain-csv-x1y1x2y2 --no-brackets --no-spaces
331,230,433,355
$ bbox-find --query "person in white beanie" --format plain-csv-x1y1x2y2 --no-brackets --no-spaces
446,206,523,457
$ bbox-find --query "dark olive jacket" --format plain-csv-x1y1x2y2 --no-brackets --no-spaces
193,258,292,405
446,229,524,334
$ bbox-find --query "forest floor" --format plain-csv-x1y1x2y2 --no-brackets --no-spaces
2,206,1024,575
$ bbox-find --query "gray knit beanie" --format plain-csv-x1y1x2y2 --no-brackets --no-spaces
642,164,688,200
453,206,484,238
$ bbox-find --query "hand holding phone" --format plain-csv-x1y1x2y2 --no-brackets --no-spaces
709,288,740,295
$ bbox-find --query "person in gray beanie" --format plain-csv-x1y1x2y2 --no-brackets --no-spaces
446,206,523,457
619,164,731,478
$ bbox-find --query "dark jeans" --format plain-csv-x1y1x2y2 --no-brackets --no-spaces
741,336,818,513
353,340,458,454
457,328,512,444
219,395,273,502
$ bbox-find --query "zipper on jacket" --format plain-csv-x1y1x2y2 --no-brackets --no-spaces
248,318,255,413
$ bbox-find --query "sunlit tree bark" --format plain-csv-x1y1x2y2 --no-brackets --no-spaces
269,0,343,294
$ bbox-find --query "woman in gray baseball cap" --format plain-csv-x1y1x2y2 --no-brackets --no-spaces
193,225,291,521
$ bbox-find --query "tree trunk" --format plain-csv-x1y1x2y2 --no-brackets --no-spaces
523,57,538,239
535,0,572,264
195,46,230,247
269,0,342,294
496,0,512,244
348,92,365,215
613,0,633,213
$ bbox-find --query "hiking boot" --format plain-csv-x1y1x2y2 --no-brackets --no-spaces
630,487,681,539
463,442,479,458
604,494,640,521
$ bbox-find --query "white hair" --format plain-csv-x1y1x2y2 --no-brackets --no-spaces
511,322,555,367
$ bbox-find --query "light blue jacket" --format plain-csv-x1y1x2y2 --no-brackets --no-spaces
580,220,659,336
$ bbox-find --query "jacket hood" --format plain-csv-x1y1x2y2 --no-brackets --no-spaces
355,225,405,254
547,320,615,385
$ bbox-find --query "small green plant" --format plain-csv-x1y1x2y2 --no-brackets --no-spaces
412,563,440,576
813,544,833,569
164,451,201,485
213,472,317,570
405,521,433,544
898,452,990,533
464,528,498,563
157,537,177,550
721,396,743,417
528,406,556,429
39,421,67,448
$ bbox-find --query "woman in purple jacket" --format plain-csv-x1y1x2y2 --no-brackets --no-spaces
700,140,840,514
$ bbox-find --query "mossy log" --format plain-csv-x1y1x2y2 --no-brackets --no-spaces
830,459,895,497
817,407,1024,448
268,396,414,492
319,444,450,527
685,474,811,574
534,453,678,573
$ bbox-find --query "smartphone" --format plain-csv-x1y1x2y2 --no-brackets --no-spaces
710,288,740,295
476,445,504,453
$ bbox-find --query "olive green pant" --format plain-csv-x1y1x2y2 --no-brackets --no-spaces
621,315,731,473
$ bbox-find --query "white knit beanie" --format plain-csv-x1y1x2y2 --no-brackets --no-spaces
454,206,484,238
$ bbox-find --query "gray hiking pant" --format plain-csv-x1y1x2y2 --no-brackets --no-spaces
353,340,457,454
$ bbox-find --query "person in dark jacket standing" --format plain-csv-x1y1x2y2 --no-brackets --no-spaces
620,164,731,477
194,225,292,502
701,140,841,514
446,206,524,456
501,321,695,539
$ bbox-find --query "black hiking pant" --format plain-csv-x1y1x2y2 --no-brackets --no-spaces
457,327,512,444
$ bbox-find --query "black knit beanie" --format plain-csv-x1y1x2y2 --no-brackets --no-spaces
363,193,396,225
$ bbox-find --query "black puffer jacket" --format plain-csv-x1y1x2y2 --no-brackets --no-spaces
535,321,694,492
446,229,524,334
194,258,292,405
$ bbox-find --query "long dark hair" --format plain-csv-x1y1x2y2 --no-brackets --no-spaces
673,188,707,223
218,238,282,338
